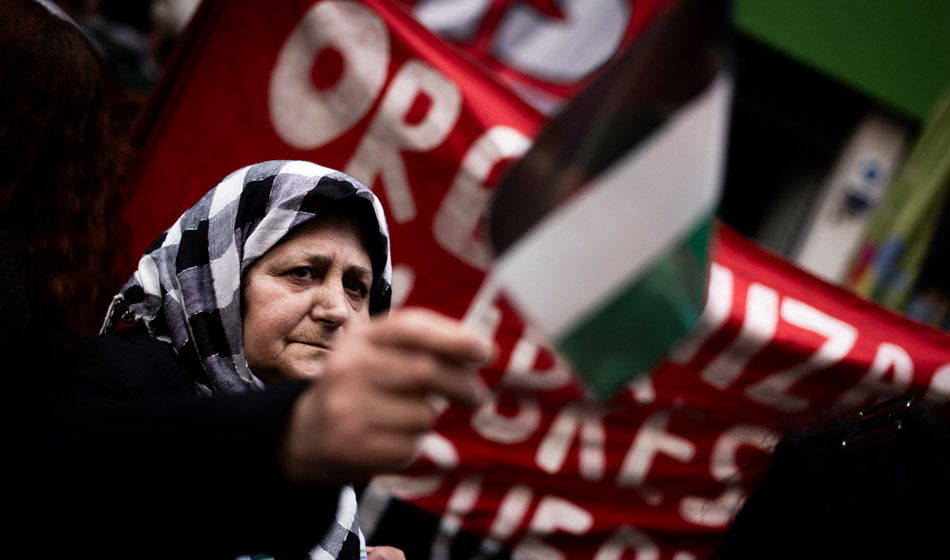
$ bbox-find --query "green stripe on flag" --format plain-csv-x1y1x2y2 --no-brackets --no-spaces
557,216,713,401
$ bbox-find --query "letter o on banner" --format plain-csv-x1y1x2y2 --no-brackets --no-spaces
270,0,390,149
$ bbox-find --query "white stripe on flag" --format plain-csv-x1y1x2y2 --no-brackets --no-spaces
483,72,731,339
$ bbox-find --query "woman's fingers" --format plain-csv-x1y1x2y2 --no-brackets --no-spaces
364,307,495,365
332,310,492,408
366,545,406,560
351,346,487,408
283,307,496,484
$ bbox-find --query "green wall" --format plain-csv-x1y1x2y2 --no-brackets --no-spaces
734,0,950,122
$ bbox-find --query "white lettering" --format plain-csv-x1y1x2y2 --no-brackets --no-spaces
412,0,627,83
491,0,628,83
471,388,540,444
347,59,462,223
625,373,657,404
746,298,858,411
592,526,659,560
669,262,733,365
512,496,593,560
701,282,777,390
390,263,415,309
617,408,695,505
536,401,606,480
679,424,773,527
472,323,568,443
369,431,458,500
926,362,950,404
835,342,913,410
431,475,484,559
434,126,532,270
410,0,488,42
269,0,388,149
489,484,533,542
505,324,572,390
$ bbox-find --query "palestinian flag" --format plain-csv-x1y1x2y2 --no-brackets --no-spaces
473,0,733,401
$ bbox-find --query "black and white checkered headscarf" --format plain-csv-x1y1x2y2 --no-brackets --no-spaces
101,160,392,559
103,159,392,393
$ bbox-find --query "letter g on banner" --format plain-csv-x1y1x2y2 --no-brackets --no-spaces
269,0,389,149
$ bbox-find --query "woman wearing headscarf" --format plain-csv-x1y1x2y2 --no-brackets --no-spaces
23,161,491,559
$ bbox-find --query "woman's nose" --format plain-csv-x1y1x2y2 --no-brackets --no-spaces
310,284,349,325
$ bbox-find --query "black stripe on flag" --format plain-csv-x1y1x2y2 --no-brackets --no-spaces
487,0,732,257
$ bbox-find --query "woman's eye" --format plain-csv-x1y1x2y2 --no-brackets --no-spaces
288,267,312,279
345,280,369,298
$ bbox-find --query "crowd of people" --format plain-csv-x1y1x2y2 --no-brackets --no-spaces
4,1,949,559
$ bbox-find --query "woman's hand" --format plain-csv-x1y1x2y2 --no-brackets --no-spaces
367,545,406,560
281,307,494,485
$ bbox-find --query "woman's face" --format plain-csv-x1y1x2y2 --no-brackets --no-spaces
242,212,373,384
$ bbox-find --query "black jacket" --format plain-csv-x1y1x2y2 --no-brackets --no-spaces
11,327,340,559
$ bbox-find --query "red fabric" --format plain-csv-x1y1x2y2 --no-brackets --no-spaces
391,0,675,106
121,1,950,557
374,220,950,558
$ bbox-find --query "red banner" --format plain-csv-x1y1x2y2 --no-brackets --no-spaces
122,1,950,558
390,0,676,113
362,222,950,558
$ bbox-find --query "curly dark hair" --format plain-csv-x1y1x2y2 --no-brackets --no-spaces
0,0,129,350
